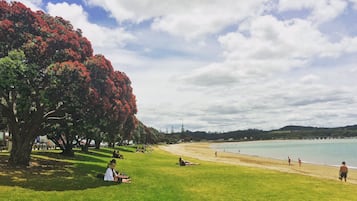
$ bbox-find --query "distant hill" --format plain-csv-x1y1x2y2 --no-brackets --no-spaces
159,124,357,143
277,125,322,131
277,125,357,131
341,125,357,130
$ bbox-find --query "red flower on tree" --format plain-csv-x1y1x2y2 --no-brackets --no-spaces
0,1,137,165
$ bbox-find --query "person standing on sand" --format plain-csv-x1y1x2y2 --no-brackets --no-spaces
339,161,348,182
288,157,291,166
215,151,217,157
298,158,302,167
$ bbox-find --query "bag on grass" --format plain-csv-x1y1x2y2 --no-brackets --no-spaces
96,173,104,179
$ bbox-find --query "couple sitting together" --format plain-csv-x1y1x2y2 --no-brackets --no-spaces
104,159,131,183
112,150,124,159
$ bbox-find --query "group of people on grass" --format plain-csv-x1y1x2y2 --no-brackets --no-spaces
103,149,350,184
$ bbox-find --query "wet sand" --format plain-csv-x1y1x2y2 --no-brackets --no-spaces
160,142,357,184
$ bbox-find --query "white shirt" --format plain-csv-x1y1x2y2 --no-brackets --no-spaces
104,168,115,181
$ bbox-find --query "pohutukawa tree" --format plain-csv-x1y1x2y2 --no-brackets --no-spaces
44,61,92,156
84,55,137,150
0,1,137,166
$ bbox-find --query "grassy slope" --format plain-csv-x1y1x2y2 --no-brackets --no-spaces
0,147,356,201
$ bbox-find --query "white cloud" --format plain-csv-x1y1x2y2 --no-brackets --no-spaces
300,74,320,83
168,12,357,130
278,0,347,24
85,0,269,39
183,15,357,87
6,0,42,11
85,0,172,23
16,0,357,131
46,2,135,51
350,0,357,9
144,67,357,131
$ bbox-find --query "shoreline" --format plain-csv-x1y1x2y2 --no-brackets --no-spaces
211,139,357,168
159,142,357,184
212,143,357,170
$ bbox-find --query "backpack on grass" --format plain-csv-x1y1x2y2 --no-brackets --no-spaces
96,173,104,179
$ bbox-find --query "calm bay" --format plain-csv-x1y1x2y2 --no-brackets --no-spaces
212,139,357,168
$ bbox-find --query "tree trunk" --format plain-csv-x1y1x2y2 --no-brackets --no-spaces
6,106,44,167
61,142,74,157
94,140,100,149
81,144,89,152
81,139,90,153
109,136,115,148
8,133,35,167
52,133,75,157
61,147,74,157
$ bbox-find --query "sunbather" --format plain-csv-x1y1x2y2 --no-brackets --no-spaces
179,157,198,166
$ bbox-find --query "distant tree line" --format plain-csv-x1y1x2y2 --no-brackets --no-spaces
160,125,357,143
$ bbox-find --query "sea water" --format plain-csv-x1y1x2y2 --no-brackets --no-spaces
212,139,357,168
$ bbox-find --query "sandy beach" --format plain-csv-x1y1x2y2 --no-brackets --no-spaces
160,142,357,184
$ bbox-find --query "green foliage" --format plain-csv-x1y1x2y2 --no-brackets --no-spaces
0,2,137,165
1,148,357,201
132,121,161,144
0,50,26,92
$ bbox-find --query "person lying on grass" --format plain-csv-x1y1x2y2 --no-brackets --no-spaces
179,157,199,166
104,159,131,183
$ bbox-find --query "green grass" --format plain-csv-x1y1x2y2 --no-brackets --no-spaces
1,147,357,201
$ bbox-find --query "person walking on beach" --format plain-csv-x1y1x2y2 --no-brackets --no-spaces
298,158,302,167
288,157,291,166
215,151,217,157
339,161,348,182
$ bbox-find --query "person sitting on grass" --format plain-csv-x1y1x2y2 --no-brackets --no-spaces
104,159,131,183
179,157,199,166
112,150,124,159
112,150,119,158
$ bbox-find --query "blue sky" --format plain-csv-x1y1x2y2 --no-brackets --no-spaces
13,0,357,131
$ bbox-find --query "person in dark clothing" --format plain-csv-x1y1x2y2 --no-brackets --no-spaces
339,161,348,182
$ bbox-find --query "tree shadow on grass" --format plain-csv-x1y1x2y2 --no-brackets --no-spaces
35,151,109,164
84,148,133,161
84,149,113,159
93,147,135,154
0,153,117,191
91,147,114,155
117,146,136,153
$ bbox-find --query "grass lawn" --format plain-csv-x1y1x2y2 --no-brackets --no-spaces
0,146,357,201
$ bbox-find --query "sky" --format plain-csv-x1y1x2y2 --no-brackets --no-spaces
10,0,357,132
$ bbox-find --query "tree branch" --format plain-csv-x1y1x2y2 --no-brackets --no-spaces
43,102,64,119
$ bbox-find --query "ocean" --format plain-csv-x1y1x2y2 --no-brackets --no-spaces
211,138,357,168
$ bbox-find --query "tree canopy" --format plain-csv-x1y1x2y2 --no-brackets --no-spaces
0,1,137,166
